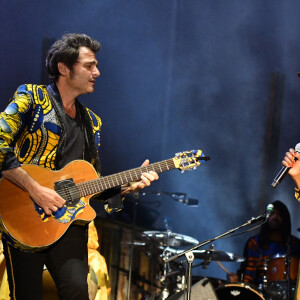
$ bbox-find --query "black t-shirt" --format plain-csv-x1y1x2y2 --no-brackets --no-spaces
57,104,85,169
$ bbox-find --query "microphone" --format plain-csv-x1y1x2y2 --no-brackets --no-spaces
171,193,187,201
271,143,300,188
184,198,199,206
265,203,274,221
170,193,199,206
249,203,275,224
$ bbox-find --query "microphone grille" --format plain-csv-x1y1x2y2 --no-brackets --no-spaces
295,143,300,153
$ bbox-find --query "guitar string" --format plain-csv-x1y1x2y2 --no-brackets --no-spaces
55,160,176,200
56,157,198,200
56,164,173,199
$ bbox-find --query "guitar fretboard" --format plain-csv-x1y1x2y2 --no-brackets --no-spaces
76,158,175,197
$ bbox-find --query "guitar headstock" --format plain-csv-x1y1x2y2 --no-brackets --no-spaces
173,150,209,172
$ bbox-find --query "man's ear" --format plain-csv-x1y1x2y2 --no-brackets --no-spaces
57,62,69,77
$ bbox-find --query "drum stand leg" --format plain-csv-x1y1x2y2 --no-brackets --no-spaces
185,251,195,300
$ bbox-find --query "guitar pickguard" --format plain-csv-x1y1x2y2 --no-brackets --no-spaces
32,177,86,223
34,199,86,223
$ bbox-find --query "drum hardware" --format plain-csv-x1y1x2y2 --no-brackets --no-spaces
264,252,299,299
157,247,188,299
121,241,146,247
200,244,214,269
140,230,199,299
121,189,202,300
141,230,199,248
216,283,265,299
261,259,269,292
123,192,197,300
164,211,269,300
163,245,245,265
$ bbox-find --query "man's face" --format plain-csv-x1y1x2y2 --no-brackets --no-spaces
66,46,100,95
268,209,283,230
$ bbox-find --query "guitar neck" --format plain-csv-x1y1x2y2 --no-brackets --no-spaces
77,158,175,197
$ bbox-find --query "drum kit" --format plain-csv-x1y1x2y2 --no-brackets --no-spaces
136,230,299,300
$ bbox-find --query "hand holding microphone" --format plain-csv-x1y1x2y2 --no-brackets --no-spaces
272,143,300,188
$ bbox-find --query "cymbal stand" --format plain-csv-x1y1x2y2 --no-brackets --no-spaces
164,214,266,300
126,192,139,300
159,248,177,300
161,259,170,300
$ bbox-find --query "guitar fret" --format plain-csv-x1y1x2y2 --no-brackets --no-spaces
78,158,179,197
158,163,162,173
92,182,99,194
166,161,170,170
103,179,108,190
119,174,124,185
114,174,120,186
86,186,91,195
129,172,133,181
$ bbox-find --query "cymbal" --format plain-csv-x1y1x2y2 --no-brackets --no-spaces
141,230,199,247
166,248,245,262
192,249,245,262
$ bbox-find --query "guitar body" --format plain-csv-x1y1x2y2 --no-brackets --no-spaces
0,160,98,251
0,149,206,251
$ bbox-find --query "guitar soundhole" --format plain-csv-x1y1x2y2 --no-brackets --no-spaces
54,178,80,206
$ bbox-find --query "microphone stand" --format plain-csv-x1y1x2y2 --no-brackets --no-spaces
164,214,266,300
286,235,291,300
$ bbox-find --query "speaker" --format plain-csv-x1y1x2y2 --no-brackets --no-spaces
167,278,218,300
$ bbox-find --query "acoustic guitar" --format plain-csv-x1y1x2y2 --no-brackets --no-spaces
0,150,208,251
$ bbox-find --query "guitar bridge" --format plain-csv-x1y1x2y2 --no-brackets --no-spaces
54,178,80,206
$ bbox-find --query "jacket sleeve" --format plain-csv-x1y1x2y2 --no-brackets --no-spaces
85,108,124,214
0,85,34,172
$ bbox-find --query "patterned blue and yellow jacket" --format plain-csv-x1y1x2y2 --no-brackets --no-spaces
0,83,102,173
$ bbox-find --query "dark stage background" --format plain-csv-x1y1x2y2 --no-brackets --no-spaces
1,0,300,281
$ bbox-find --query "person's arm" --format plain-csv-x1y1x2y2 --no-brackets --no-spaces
0,86,65,215
2,167,65,215
282,148,300,188
227,273,239,283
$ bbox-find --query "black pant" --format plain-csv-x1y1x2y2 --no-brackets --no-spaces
2,225,89,300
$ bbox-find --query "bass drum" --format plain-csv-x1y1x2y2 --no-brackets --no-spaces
216,283,265,300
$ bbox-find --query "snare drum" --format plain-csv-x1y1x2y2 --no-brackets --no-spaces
267,254,299,281
216,283,265,300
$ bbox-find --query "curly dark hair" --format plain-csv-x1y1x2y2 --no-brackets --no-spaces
46,33,101,82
